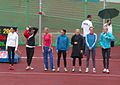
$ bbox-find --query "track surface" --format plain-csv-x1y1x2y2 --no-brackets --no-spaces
0,46,120,85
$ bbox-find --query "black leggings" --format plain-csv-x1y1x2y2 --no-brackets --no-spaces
102,48,110,69
73,58,82,66
26,47,34,66
57,50,67,67
8,47,15,66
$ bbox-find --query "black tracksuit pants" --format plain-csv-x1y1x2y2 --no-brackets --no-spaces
8,46,15,66
26,47,34,66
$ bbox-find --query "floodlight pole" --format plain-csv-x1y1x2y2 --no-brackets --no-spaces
103,0,106,26
39,0,42,46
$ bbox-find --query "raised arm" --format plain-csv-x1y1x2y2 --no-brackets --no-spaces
105,33,115,41
32,27,38,36
24,28,29,38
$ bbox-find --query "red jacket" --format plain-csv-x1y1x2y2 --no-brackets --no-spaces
24,29,31,45
24,28,38,46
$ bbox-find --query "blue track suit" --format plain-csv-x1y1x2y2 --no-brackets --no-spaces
56,35,69,51
100,32,115,69
56,34,69,67
85,33,97,68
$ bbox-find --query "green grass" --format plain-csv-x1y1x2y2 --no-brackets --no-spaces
0,0,120,46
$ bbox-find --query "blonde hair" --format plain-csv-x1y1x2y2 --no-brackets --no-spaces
44,27,49,31
75,29,80,32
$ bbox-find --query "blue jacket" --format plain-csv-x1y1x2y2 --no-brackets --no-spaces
86,33,97,50
100,32,115,49
56,34,69,51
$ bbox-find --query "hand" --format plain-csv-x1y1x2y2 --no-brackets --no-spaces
26,27,29,30
103,33,106,37
42,49,44,53
50,47,53,50
15,49,17,52
80,50,83,53
74,42,78,44
56,50,58,53
48,48,51,52
6,48,8,51
89,48,92,50
66,51,68,54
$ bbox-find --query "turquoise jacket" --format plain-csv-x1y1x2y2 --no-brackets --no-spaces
56,34,69,51
100,32,115,49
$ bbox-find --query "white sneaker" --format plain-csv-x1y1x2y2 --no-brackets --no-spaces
57,68,60,72
85,68,89,73
26,66,30,70
44,68,48,71
103,68,107,73
52,69,56,72
106,69,110,74
30,66,34,70
79,67,82,72
72,68,75,72
64,68,68,72
93,68,96,73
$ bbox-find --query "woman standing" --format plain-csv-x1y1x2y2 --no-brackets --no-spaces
6,27,18,70
71,29,84,72
104,20,114,57
24,26,38,70
42,27,55,72
56,29,69,72
100,27,115,74
85,27,97,73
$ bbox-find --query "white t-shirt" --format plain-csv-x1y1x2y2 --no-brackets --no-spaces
6,32,18,50
81,20,93,37
104,23,112,34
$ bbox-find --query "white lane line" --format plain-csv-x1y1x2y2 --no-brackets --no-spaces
0,72,120,78
21,57,120,61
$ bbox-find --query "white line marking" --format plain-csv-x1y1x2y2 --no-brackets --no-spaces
0,72,120,78
21,57,120,61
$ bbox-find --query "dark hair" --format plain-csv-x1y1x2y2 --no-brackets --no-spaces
62,29,66,34
28,27,33,32
106,20,111,23
87,15,92,18
12,27,17,31
89,27,94,30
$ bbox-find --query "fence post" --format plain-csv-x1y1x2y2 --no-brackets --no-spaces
39,0,42,46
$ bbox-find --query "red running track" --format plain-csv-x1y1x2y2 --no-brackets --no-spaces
0,46,120,85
